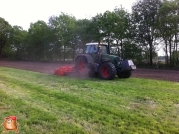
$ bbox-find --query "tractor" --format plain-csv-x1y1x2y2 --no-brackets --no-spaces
74,42,136,80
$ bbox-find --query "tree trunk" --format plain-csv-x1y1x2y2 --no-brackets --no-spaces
116,40,120,56
149,43,153,66
120,39,123,57
175,33,178,66
169,37,172,66
0,35,6,59
63,45,66,61
0,47,2,59
164,40,168,65
148,34,153,66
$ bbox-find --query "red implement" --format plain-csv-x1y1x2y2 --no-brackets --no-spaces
55,65,74,76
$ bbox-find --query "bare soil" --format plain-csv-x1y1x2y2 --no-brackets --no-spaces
0,60,179,82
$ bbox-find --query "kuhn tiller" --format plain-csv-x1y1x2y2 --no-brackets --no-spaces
55,65,74,76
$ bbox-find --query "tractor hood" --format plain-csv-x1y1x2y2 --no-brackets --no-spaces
101,54,122,63
101,54,136,71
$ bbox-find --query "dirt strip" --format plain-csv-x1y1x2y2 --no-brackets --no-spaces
0,60,179,82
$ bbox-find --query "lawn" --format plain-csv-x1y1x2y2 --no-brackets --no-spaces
0,67,179,134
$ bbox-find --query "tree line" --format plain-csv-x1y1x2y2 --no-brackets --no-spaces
0,0,179,67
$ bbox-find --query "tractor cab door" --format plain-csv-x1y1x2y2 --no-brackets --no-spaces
86,45,99,62
85,45,98,54
98,45,109,54
85,44,109,63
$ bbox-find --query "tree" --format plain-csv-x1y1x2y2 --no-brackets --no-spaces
8,26,27,60
75,19,93,54
132,0,162,66
155,0,179,66
48,13,76,61
98,11,116,44
0,17,11,58
89,9,130,56
27,20,50,60
89,13,104,43
113,7,131,57
122,41,143,62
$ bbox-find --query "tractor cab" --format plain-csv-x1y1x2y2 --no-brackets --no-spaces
85,43,109,55
85,43,110,63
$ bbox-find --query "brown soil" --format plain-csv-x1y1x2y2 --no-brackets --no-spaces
0,60,179,82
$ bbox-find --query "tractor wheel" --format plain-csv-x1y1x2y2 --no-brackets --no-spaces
75,57,89,76
117,71,131,78
99,62,116,80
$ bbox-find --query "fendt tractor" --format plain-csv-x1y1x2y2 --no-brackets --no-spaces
55,42,136,80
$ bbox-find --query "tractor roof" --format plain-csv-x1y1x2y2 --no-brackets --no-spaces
86,42,108,46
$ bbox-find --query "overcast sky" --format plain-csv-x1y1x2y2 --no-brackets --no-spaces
0,0,137,30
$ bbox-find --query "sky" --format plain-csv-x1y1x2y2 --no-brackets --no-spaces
0,0,137,30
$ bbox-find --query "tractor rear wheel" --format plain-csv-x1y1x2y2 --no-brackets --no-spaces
75,57,89,76
99,62,116,80
117,71,131,78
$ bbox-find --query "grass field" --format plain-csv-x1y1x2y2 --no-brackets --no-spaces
0,67,179,134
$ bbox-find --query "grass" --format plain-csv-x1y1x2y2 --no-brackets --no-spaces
0,67,179,134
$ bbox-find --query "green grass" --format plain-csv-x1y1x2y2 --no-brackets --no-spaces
0,67,179,134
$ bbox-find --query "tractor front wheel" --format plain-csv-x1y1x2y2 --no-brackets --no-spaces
99,62,116,80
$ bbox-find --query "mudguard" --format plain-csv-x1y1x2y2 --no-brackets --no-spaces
75,54,99,72
75,54,94,64
121,60,136,71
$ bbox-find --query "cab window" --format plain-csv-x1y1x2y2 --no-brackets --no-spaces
99,45,107,54
86,45,97,53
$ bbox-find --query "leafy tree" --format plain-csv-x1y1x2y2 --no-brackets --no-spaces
98,11,116,44
89,13,104,43
0,17,11,58
48,16,62,60
48,13,76,61
89,9,130,56
132,0,162,66
27,20,50,60
155,0,179,66
75,19,93,54
122,41,143,62
112,7,132,57
89,8,141,61
8,26,27,60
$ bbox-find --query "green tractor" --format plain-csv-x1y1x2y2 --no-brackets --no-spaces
74,42,136,80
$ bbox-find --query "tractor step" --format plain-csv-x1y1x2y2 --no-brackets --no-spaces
55,65,74,76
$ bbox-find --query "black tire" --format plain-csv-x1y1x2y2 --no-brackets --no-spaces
99,62,116,80
75,56,89,76
117,71,131,78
